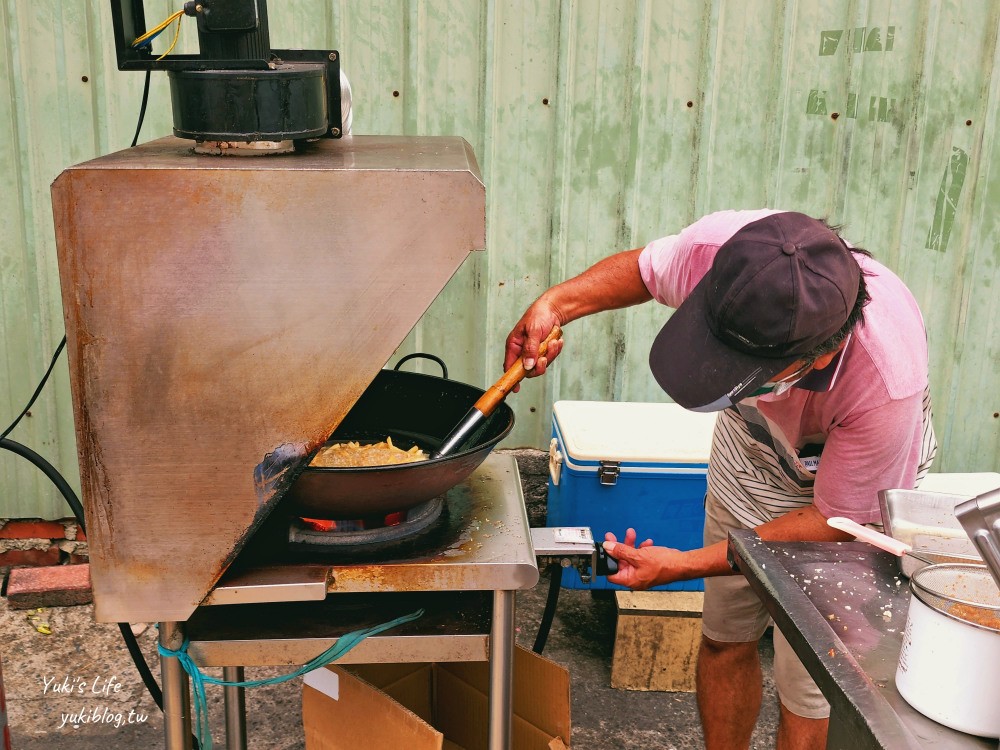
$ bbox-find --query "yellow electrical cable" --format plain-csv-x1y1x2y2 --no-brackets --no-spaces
155,14,184,61
132,10,183,46
131,9,184,48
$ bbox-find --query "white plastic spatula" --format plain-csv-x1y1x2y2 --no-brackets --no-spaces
827,516,937,565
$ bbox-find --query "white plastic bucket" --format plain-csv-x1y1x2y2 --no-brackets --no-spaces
896,563,1000,738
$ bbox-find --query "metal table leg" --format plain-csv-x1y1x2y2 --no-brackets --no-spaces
223,666,248,750
488,589,516,750
160,621,193,750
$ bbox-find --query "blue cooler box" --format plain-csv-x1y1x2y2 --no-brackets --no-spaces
547,401,717,591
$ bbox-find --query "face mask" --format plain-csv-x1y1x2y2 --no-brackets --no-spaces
768,378,800,396
749,364,812,397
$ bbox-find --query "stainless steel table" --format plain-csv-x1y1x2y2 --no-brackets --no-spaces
158,455,538,750
728,531,995,750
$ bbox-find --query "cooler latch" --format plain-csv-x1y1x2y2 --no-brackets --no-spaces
598,461,620,486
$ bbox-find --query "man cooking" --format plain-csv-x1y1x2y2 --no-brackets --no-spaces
503,209,936,750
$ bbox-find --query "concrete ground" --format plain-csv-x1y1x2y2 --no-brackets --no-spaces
0,450,781,749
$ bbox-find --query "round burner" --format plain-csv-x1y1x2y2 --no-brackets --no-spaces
288,497,445,556
193,140,295,156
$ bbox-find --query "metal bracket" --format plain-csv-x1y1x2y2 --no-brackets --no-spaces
530,527,602,584
271,48,343,137
598,461,620,486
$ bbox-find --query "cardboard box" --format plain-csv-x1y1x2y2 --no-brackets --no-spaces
611,590,704,692
303,645,570,749
547,401,716,592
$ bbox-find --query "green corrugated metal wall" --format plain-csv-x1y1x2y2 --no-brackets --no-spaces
1,1,998,519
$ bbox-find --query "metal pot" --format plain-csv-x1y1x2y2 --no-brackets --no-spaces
896,563,1000,738
285,355,515,519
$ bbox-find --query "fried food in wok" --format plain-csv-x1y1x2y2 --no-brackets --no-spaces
310,437,428,468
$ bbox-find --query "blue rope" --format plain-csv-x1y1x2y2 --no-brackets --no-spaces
157,608,425,750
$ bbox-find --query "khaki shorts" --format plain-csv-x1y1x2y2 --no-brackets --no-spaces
702,491,831,720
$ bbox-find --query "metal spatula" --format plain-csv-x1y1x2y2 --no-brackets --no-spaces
432,326,562,459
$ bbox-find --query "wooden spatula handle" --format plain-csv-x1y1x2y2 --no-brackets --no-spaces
472,326,563,415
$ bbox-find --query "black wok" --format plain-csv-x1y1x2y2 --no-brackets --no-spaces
285,355,515,519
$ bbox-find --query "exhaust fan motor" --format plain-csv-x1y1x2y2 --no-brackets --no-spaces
110,0,343,147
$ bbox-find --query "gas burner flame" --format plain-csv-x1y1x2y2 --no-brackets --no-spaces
300,518,338,532
299,512,406,533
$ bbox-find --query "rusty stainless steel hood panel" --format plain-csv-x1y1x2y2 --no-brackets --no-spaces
51,135,485,623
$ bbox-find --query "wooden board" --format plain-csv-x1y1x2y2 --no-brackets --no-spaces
611,590,704,693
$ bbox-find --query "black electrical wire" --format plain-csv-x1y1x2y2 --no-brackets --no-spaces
130,70,151,149
532,563,564,654
0,439,83,526
0,337,66,442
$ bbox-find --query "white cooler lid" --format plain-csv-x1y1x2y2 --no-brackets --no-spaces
552,400,716,464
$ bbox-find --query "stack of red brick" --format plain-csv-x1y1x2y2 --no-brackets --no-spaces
0,519,87,567
0,518,91,609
